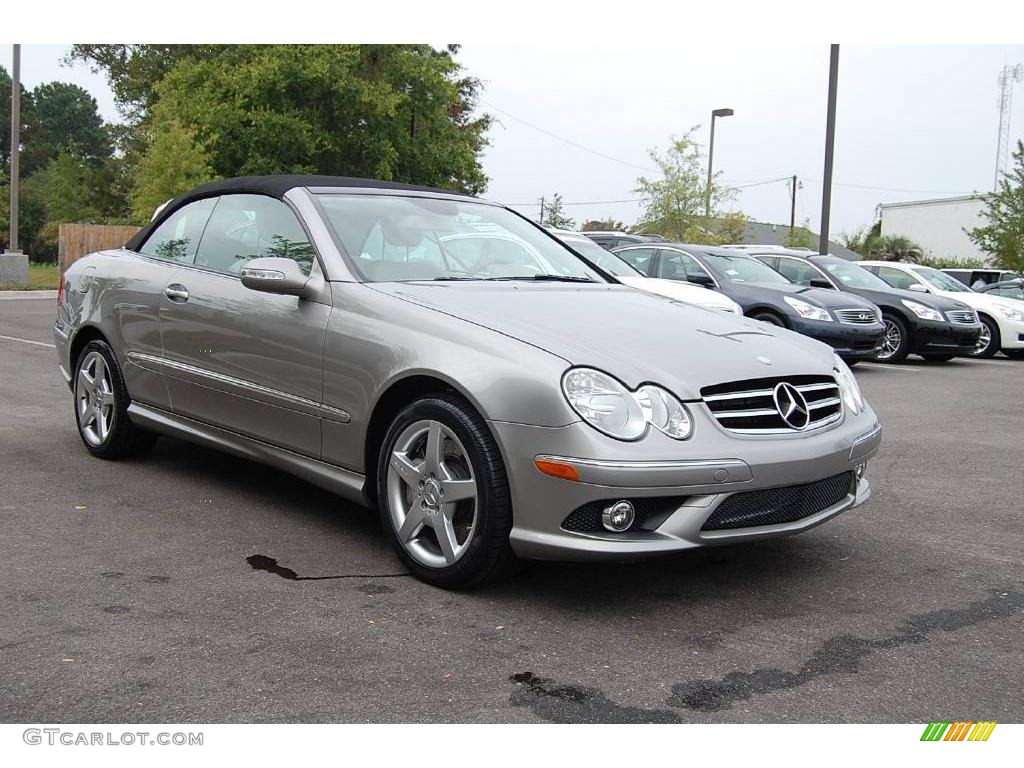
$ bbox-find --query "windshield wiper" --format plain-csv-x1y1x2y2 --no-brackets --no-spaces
486,274,596,283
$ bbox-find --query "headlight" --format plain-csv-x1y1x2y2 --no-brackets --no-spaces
784,296,832,322
833,355,865,415
900,299,943,322
993,303,1024,322
561,368,692,441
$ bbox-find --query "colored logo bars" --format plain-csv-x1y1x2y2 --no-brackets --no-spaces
920,721,997,741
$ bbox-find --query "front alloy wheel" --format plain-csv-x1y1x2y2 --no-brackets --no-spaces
969,316,999,358
377,394,515,589
387,419,478,568
875,315,909,363
76,350,115,446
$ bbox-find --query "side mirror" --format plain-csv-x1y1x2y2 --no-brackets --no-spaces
241,257,311,297
809,277,835,289
686,273,714,287
908,283,928,293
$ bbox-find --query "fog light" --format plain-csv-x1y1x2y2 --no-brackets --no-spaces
601,500,635,532
855,462,867,480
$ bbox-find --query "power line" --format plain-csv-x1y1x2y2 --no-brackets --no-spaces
480,99,659,173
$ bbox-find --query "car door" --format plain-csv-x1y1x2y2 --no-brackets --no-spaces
158,193,332,458
118,197,218,410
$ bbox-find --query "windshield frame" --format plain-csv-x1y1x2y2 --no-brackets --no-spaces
555,235,643,278
814,256,896,291
911,265,973,293
311,191,614,284
697,251,795,285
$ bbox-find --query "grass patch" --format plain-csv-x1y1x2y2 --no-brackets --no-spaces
0,262,61,290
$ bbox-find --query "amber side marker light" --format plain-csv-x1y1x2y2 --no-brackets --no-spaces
534,458,579,482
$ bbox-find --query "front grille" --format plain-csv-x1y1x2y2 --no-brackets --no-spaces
701,471,854,531
946,310,977,324
835,308,879,324
562,497,686,533
701,375,842,434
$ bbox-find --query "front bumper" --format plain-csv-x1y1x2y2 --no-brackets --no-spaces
911,319,982,356
997,316,1024,349
789,317,884,361
490,407,881,561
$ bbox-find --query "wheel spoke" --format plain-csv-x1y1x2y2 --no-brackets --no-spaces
436,515,459,564
99,388,115,407
398,506,427,542
94,355,106,384
77,368,96,396
441,478,476,503
424,421,444,474
96,412,109,442
390,452,424,490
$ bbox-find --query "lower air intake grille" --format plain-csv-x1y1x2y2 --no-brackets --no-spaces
562,497,686,533
700,471,854,531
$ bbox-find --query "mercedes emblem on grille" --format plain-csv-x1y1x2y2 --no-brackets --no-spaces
773,382,810,430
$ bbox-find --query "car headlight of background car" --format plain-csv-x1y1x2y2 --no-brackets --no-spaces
833,355,865,415
992,302,1024,322
784,296,832,322
900,299,943,322
561,367,693,441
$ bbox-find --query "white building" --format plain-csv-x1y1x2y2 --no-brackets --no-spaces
878,195,987,263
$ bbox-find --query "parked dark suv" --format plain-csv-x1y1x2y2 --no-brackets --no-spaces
583,231,663,251
744,248,983,363
612,243,885,362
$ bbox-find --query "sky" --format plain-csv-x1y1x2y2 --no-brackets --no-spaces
2,43,1023,238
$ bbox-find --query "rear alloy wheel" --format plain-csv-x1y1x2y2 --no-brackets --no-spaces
73,340,157,459
875,315,910,363
378,394,515,589
969,316,1000,359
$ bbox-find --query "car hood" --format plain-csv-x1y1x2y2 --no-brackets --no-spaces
616,275,740,312
933,288,1024,313
848,286,972,311
370,282,837,399
733,281,877,309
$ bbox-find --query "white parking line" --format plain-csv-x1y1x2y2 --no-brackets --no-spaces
0,334,56,349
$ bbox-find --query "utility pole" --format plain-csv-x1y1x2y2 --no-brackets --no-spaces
8,44,20,253
705,107,734,219
995,64,1023,191
789,175,798,233
538,196,546,226
819,45,839,256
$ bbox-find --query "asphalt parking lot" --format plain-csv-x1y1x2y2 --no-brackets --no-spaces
1,296,1022,723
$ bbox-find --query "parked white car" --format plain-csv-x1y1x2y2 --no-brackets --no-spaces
861,261,1024,359
552,231,742,315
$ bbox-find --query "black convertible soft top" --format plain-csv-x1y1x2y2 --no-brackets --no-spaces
124,175,476,252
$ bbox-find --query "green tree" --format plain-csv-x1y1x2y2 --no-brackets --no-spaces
130,120,214,220
20,82,112,174
634,128,736,242
1,66,33,173
785,218,817,249
871,234,924,262
968,140,1024,272
541,192,575,229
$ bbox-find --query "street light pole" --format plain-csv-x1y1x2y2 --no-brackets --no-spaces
705,107,734,219
819,45,840,256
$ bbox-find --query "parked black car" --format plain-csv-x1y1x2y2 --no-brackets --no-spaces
744,248,983,363
612,243,885,362
583,231,663,251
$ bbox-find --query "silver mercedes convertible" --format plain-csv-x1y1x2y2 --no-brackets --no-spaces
54,176,881,588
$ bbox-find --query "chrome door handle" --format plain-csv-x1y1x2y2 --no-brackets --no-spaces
164,284,189,303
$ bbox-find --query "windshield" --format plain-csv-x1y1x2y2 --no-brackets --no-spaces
555,235,641,277
912,266,972,292
818,257,893,290
701,253,792,284
315,194,605,283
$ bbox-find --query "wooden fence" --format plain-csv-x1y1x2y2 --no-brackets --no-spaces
59,223,142,274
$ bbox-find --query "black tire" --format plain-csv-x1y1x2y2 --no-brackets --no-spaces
750,311,786,327
920,354,955,362
843,359,859,367
970,315,1000,359
1003,349,1024,360
73,339,158,459
376,393,515,589
875,314,910,363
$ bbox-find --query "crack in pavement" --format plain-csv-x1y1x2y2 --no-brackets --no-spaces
509,672,681,723
668,589,1024,712
245,554,410,581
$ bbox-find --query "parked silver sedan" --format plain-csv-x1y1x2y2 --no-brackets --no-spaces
54,176,881,588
